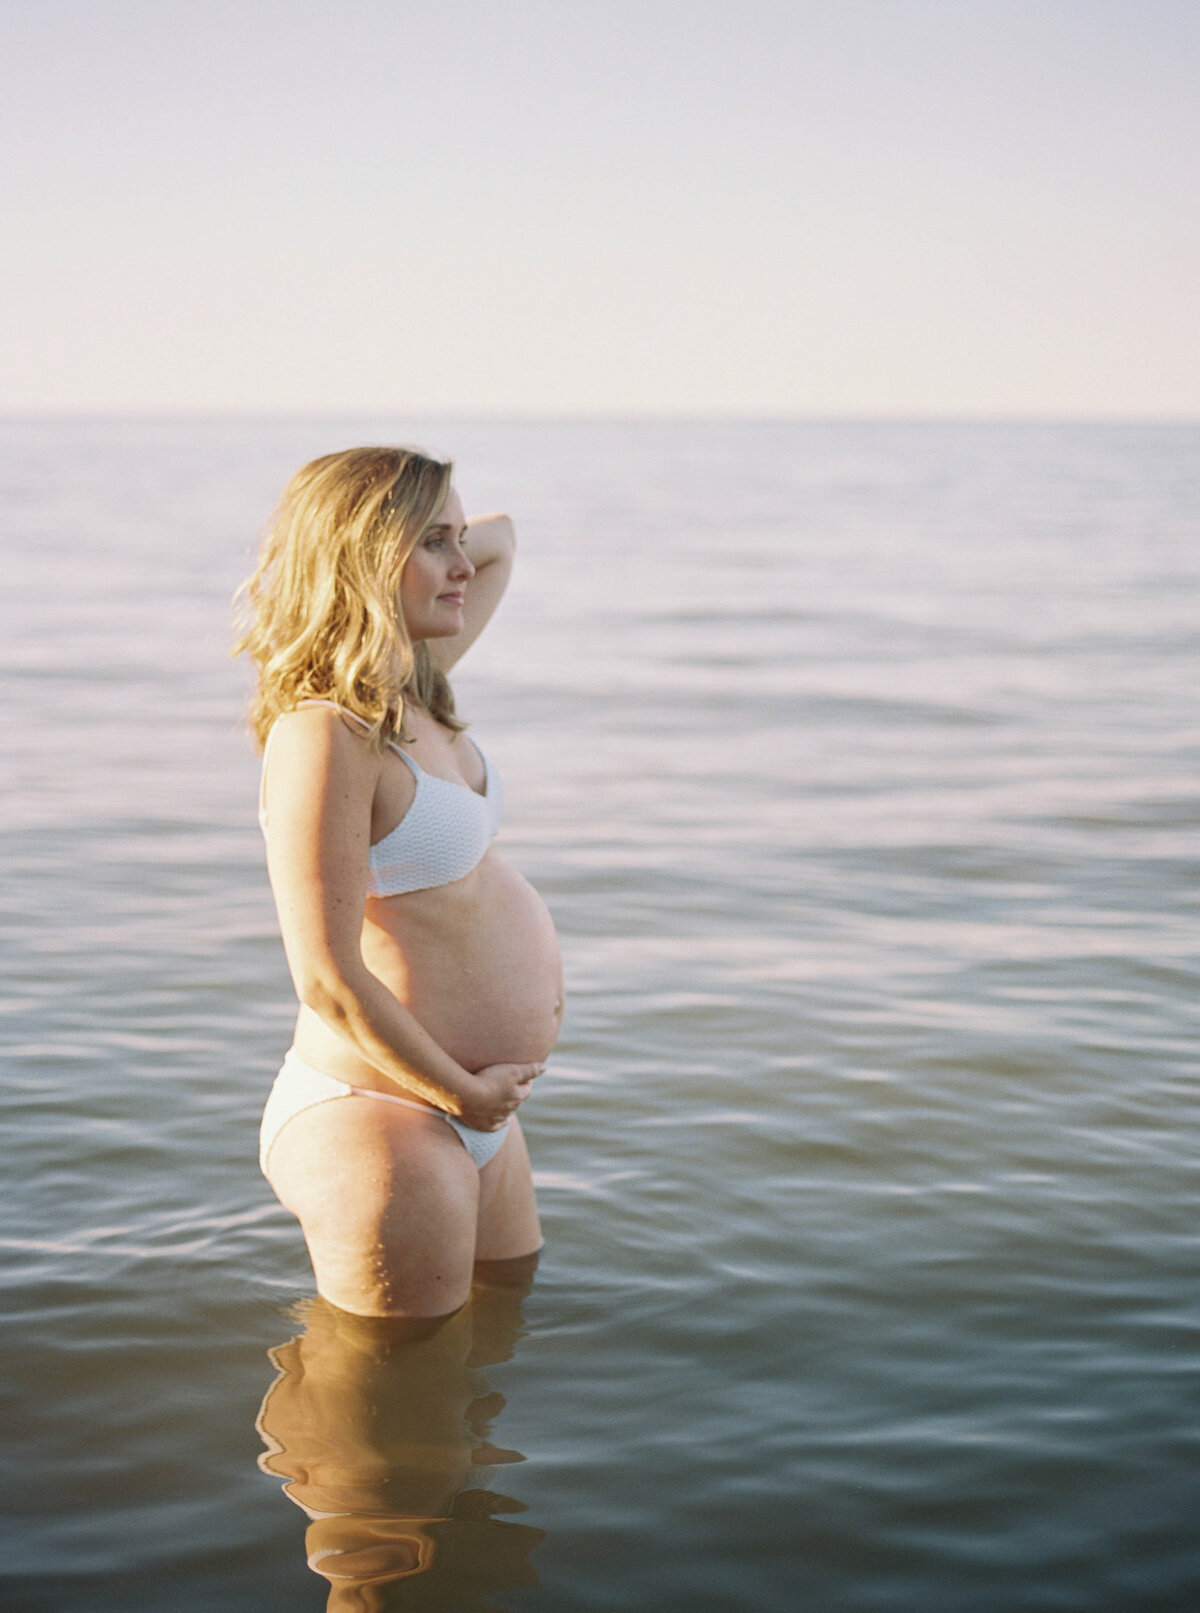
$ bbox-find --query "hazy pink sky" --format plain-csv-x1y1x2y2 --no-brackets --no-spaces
4,0,1197,416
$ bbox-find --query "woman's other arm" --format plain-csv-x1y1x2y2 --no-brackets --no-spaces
426,513,515,673
261,707,539,1128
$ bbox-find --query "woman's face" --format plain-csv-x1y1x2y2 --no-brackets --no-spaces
398,487,474,640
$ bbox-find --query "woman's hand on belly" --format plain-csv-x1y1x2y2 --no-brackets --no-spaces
459,1061,545,1131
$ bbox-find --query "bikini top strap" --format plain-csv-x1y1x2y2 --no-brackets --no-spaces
296,690,409,751
294,698,371,729
258,722,280,826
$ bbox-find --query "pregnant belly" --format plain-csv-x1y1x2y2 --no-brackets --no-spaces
360,850,563,1071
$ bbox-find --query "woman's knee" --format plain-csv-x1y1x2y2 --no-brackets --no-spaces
301,1191,478,1317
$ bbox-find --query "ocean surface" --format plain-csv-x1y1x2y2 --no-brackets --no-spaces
1,417,1198,1612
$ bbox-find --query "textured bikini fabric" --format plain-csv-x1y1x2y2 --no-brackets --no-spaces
259,1050,510,1175
258,701,502,895
366,744,501,895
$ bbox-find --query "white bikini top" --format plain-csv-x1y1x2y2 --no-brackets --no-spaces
259,701,503,896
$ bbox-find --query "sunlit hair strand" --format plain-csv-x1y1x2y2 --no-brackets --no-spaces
232,446,463,749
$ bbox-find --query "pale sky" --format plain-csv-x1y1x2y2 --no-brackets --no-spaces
3,0,1197,416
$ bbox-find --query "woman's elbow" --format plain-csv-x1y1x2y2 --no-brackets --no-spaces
294,965,359,1025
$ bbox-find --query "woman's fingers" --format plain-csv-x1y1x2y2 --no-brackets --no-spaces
515,1064,545,1096
465,1061,547,1126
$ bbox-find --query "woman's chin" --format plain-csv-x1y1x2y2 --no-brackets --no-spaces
408,612,463,641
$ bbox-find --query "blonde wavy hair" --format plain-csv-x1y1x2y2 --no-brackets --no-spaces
232,446,464,750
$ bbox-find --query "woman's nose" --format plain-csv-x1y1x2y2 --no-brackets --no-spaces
451,545,475,579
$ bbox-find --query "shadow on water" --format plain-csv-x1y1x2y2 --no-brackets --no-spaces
255,1256,546,1611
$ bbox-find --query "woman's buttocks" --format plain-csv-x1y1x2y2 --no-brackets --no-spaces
295,850,562,1084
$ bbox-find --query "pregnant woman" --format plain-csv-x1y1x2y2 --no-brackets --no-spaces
235,446,560,1319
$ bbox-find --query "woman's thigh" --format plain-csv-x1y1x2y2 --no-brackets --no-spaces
475,1115,542,1262
266,1097,481,1318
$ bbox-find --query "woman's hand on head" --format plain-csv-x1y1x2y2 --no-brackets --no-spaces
458,1061,544,1131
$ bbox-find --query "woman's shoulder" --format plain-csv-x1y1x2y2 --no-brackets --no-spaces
266,702,385,773
260,701,388,833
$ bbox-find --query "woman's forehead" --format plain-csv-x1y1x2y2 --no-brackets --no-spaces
429,486,466,529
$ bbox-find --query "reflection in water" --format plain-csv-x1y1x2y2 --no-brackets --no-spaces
256,1257,545,1611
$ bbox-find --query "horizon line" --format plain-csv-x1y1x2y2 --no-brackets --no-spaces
1,408,1197,427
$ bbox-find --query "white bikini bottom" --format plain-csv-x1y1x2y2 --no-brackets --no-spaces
259,1049,510,1175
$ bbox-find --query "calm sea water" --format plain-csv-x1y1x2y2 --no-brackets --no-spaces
1,418,1198,1612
